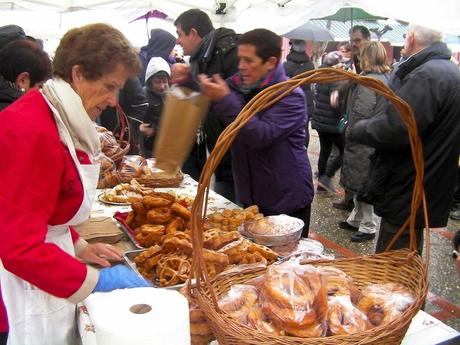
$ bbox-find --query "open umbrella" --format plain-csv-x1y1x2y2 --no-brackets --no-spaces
129,9,172,39
315,7,386,28
282,21,333,41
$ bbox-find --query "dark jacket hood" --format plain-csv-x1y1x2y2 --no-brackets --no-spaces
286,51,311,64
0,24,25,48
141,28,176,61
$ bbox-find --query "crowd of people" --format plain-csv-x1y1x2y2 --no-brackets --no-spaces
0,7,459,345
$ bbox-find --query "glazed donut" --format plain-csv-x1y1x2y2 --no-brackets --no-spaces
142,195,172,208
147,207,173,224
171,202,191,220
327,296,370,335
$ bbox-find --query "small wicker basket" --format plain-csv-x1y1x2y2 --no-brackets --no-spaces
187,68,430,345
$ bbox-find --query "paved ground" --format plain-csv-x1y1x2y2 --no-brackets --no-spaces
307,127,460,332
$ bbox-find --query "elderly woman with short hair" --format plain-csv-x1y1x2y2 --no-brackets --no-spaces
0,24,148,345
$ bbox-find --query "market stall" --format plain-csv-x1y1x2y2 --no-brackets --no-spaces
75,174,458,345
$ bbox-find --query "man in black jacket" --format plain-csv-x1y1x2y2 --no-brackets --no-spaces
173,9,239,201
351,24,460,253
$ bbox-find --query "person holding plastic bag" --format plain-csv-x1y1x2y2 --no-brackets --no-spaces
0,23,148,345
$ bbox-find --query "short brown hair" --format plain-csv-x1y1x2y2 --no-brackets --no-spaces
53,23,141,82
359,41,390,74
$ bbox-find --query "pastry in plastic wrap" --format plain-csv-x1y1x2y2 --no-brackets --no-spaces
357,282,415,326
326,296,370,335
97,126,123,158
261,262,327,338
118,155,147,183
320,266,361,304
94,153,119,189
218,285,274,332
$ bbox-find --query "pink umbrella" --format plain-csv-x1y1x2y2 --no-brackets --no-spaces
129,9,172,39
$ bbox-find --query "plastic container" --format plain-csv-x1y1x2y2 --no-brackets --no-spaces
239,214,304,247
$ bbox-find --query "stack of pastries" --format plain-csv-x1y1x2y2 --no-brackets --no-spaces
128,202,278,287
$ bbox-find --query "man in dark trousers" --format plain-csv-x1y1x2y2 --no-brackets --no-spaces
173,9,239,201
350,24,460,253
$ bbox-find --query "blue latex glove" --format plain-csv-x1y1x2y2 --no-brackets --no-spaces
93,264,150,292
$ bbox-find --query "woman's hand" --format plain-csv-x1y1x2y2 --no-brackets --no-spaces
78,243,122,267
198,74,229,101
139,123,154,137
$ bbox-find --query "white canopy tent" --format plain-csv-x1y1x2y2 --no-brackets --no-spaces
1,0,460,51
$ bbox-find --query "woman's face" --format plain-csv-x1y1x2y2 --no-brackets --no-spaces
237,44,276,86
71,63,130,120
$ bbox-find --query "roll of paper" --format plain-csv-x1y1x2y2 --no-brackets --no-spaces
84,287,190,345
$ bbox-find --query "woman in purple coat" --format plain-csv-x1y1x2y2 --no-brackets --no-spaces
199,29,314,236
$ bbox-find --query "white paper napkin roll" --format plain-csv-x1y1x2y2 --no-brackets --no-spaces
84,287,190,345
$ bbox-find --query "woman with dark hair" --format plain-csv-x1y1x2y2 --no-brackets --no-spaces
0,23,148,345
199,28,314,237
0,39,52,110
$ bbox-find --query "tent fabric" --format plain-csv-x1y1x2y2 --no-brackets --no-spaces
1,0,459,48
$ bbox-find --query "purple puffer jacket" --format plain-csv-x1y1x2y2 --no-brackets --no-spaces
211,63,314,215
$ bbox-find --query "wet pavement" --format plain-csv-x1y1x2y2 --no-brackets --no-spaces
307,128,460,332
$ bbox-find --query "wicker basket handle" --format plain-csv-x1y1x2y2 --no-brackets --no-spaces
115,104,131,144
189,68,429,306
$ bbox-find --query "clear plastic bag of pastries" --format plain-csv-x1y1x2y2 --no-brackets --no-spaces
94,152,119,188
118,155,147,182
259,261,328,338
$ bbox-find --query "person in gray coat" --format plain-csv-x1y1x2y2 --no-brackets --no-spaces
339,41,390,242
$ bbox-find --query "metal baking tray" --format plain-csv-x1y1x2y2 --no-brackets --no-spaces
123,249,186,290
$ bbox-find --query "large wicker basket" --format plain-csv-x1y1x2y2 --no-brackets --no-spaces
187,68,430,345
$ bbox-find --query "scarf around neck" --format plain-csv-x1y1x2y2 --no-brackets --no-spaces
41,78,100,158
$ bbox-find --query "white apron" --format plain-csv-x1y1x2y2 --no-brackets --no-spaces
0,93,100,345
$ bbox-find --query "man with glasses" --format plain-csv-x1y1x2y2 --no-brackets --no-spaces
349,25,371,73
350,25,460,254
